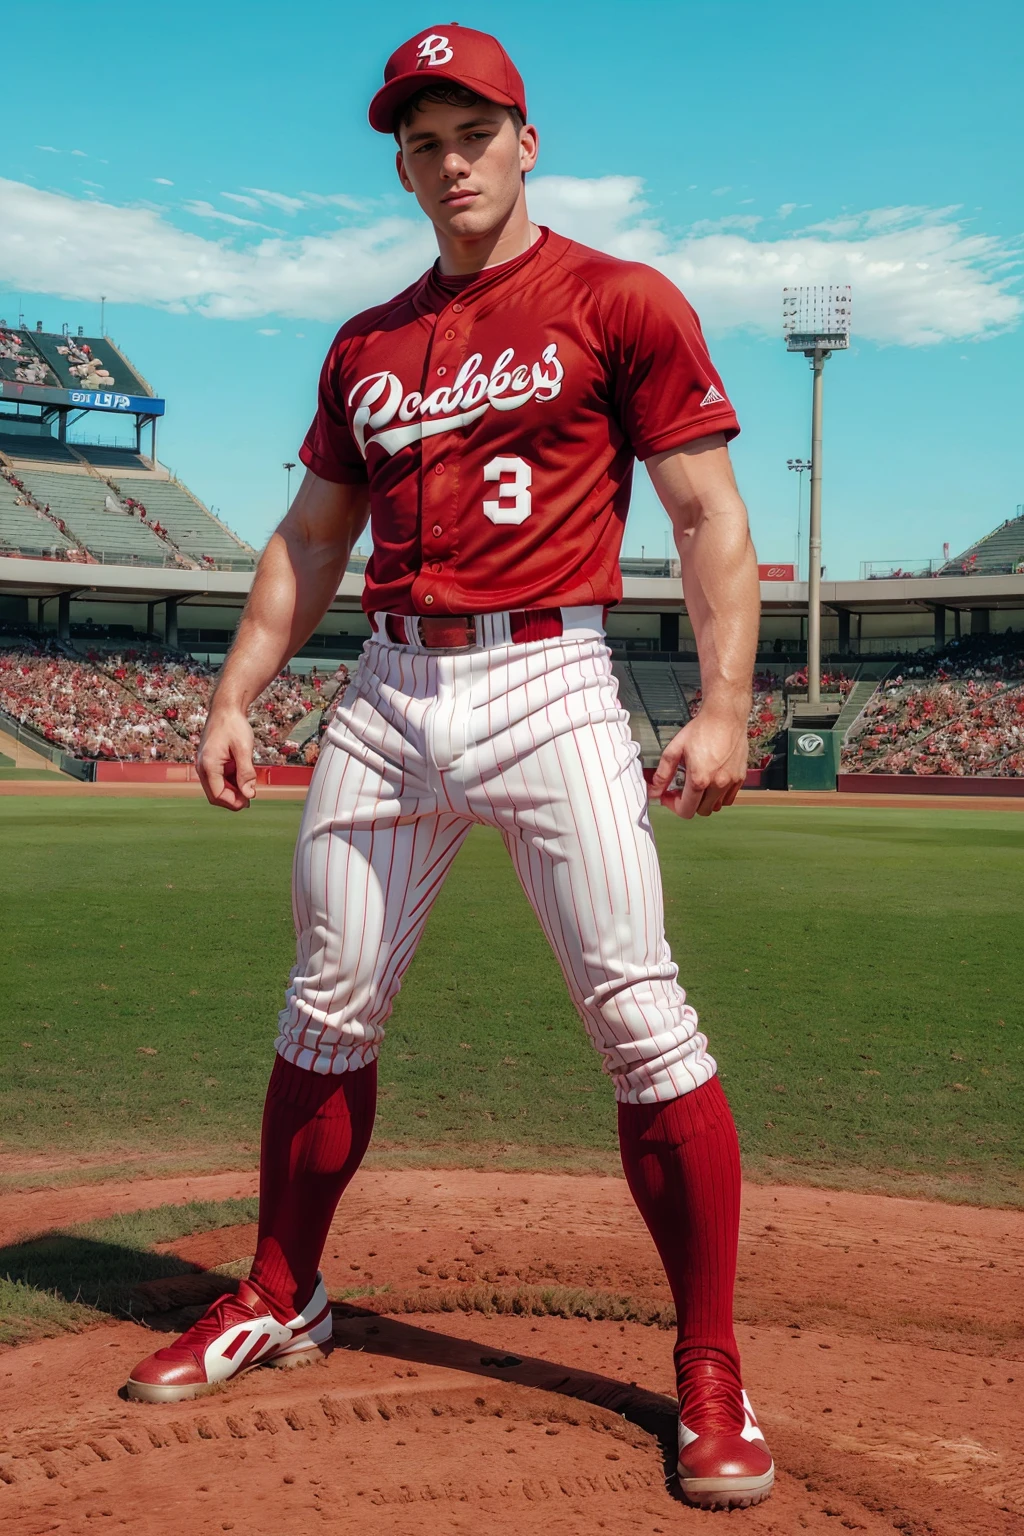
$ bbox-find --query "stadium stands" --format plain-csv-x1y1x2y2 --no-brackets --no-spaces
13,468,177,566
611,659,788,767
631,660,690,745
841,634,1024,776
938,513,1024,577
0,433,79,464
0,639,334,766
0,469,79,561
610,662,661,759
0,430,257,570
110,475,256,568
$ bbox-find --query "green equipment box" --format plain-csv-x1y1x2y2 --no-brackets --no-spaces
787,728,839,791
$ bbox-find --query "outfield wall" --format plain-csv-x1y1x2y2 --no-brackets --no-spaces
837,773,1024,798
93,762,315,786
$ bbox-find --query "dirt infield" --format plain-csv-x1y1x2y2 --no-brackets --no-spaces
1,1166,1021,1535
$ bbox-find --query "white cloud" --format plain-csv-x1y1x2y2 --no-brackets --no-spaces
242,186,305,215
182,199,278,232
777,202,798,220
222,192,262,210
152,177,174,187
689,214,763,235
257,327,280,335
70,149,87,158
300,191,366,211
36,145,60,154
0,174,1018,345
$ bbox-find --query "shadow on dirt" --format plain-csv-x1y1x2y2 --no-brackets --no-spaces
0,1232,203,1319
333,1304,683,1491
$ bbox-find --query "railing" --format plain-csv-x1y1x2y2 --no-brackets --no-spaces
84,549,184,568
859,560,943,579
0,543,88,563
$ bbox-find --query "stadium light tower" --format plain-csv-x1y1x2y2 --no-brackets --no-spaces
786,458,811,578
283,461,297,512
783,285,851,707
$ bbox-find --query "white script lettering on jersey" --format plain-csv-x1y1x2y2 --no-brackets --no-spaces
348,345,565,457
417,34,454,66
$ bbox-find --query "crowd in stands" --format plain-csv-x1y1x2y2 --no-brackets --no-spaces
55,338,116,391
0,638,347,766
121,493,171,544
841,634,1024,776
0,330,53,386
0,464,94,562
783,668,855,695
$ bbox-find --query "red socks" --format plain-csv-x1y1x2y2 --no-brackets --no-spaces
617,1074,742,1394
246,1050,740,1393
247,1054,377,1321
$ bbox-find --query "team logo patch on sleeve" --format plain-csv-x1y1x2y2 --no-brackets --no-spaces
699,385,726,407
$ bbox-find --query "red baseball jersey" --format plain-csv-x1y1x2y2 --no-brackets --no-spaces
299,227,739,617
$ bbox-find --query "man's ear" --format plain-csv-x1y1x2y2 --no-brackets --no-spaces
518,124,539,176
395,150,414,194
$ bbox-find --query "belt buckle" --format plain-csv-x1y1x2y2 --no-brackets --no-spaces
417,614,477,650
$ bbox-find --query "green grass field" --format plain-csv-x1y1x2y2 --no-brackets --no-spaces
1,798,1021,1202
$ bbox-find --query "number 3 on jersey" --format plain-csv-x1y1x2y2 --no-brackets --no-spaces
482,455,532,526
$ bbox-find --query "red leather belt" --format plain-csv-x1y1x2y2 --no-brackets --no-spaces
379,609,564,650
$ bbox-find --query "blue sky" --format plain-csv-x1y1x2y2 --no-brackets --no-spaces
1,0,1020,577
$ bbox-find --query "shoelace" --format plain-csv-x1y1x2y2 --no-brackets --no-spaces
164,1292,263,1360
679,1373,745,1437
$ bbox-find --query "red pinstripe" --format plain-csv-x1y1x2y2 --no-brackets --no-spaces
274,617,713,1102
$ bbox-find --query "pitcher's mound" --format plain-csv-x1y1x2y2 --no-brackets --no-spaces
0,1168,1021,1535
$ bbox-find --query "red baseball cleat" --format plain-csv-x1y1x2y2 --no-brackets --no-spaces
125,1275,333,1403
676,1361,775,1510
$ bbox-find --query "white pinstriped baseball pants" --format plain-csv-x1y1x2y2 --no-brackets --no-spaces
274,606,716,1104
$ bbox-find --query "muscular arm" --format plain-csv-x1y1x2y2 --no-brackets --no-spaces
645,434,759,818
198,470,370,810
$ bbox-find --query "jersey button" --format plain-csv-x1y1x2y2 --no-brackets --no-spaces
452,303,464,313
444,328,456,340
432,524,443,537
434,463,445,475
436,366,447,376
424,593,434,604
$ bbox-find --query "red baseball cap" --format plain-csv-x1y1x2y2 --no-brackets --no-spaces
369,23,527,135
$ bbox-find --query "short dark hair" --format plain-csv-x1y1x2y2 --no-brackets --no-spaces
394,83,524,142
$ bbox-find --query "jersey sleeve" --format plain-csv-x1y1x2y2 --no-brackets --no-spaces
298,333,368,485
601,266,739,459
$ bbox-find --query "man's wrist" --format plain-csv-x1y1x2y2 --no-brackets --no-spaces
207,688,253,720
698,689,752,723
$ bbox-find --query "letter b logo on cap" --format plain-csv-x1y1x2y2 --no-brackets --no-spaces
417,33,454,66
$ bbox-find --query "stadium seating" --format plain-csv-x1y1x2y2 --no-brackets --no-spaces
939,514,1024,576
0,432,256,570
14,469,174,565
0,433,78,464
110,476,256,568
0,640,335,766
0,473,77,560
841,635,1024,776
610,662,661,759
630,660,691,745
76,445,151,471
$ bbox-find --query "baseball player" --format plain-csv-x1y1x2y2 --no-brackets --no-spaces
127,24,771,1511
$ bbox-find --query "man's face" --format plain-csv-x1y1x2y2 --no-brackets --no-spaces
395,100,537,239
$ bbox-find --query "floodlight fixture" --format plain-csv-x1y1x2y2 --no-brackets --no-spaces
783,286,852,711
783,285,851,354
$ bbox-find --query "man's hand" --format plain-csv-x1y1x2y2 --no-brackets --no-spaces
648,705,749,819
196,707,257,811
